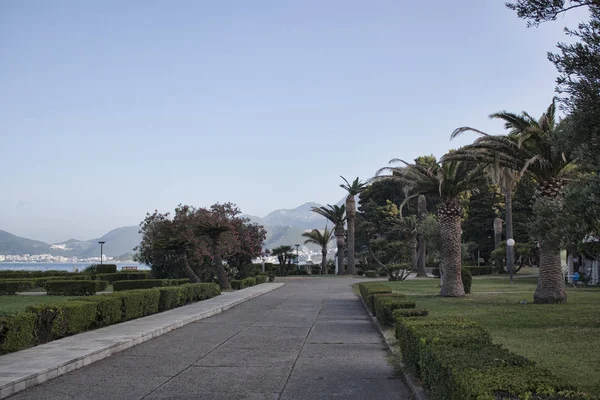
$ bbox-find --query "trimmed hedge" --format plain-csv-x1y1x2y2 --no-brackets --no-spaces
230,280,243,290
366,290,397,313
461,268,472,294
112,289,161,321
45,280,108,296
255,274,268,284
0,270,79,279
112,279,189,292
0,312,36,354
73,296,123,327
0,280,35,295
93,271,150,284
365,270,377,278
358,282,391,300
374,296,416,326
95,264,117,274
395,316,492,376
27,301,97,343
392,308,429,319
421,343,572,400
243,277,257,287
158,286,184,311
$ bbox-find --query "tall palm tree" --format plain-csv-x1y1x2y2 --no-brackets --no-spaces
302,226,335,274
198,221,232,290
271,245,294,276
447,101,574,303
311,204,347,274
340,177,368,275
416,194,428,277
377,159,483,297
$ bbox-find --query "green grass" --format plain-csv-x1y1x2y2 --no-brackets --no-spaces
373,275,600,395
0,295,78,313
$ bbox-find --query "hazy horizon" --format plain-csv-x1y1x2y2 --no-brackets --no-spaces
1,1,588,243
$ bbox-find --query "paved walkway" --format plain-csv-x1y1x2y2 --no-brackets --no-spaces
9,278,410,400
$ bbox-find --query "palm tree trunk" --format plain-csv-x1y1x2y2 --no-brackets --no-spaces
417,194,428,277
533,244,567,303
347,214,356,275
336,235,345,274
410,236,418,273
183,255,201,283
505,191,515,281
439,214,465,297
321,248,327,275
214,238,230,290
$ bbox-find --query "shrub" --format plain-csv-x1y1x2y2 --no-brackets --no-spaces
420,343,571,400
365,289,395,313
0,312,36,354
374,296,416,326
94,271,150,283
242,277,257,287
45,280,107,296
365,270,377,278
230,280,243,290
27,301,97,343
112,289,161,321
431,268,441,277
358,281,389,299
461,268,472,294
113,279,166,291
255,274,268,284
267,273,275,282
395,316,492,376
0,280,35,295
0,270,78,279
158,286,184,311
392,308,429,319
73,296,122,327
85,264,118,274
178,284,195,304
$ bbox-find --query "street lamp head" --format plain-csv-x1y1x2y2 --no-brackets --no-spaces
507,239,515,247
98,241,106,245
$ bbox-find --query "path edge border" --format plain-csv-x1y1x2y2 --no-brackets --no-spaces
0,282,285,399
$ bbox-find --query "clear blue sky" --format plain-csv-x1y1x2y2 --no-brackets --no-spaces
0,0,587,243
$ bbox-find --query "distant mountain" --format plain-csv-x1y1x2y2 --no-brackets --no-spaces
0,230,51,255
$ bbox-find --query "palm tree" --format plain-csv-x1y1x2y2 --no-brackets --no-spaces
271,245,294,276
198,221,232,290
311,204,347,274
447,101,574,303
416,194,428,277
340,177,368,275
390,215,419,274
377,159,483,297
302,226,335,274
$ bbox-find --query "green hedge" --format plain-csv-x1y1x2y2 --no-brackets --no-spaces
0,280,35,295
374,296,416,326
365,270,377,278
95,264,117,274
394,316,492,376
392,308,429,318
158,286,184,311
421,343,572,400
358,282,391,300
27,301,97,343
0,270,79,279
93,271,150,283
461,268,472,294
113,279,189,292
0,312,36,354
366,291,399,313
255,274,268,284
73,296,123,327
112,289,161,320
45,280,108,296
243,277,256,287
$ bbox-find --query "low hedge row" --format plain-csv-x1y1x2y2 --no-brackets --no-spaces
45,280,108,296
0,283,222,355
255,274,268,284
231,276,263,290
112,278,189,291
358,281,391,301
92,271,150,283
0,280,35,294
374,296,415,326
0,270,79,279
365,270,377,278
394,315,578,399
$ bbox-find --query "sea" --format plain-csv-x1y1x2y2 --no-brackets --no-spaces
0,262,149,272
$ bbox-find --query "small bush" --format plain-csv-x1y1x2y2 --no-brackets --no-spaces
358,282,389,299
395,316,492,376
45,280,107,296
392,308,429,319
255,274,268,284
365,270,377,278
374,296,416,326
94,271,150,283
112,289,161,321
0,312,36,354
242,277,257,287
230,280,243,290
113,279,166,291
85,264,118,274
0,280,35,295
73,296,122,327
365,289,395,312
267,273,275,282
420,343,571,400
461,268,472,294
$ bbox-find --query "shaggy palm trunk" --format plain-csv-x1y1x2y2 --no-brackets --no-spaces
534,244,567,303
335,228,345,274
505,191,515,281
346,195,356,275
417,195,428,277
183,255,201,283
214,239,230,290
410,236,418,273
321,247,327,275
439,203,465,297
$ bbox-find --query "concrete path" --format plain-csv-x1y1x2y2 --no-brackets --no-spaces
8,278,410,400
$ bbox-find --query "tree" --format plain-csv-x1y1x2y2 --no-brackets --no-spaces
462,184,502,265
506,1,599,27
416,195,428,277
198,220,232,290
311,204,347,274
377,158,483,297
448,102,575,303
340,176,368,275
302,227,335,274
271,245,294,276
390,215,420,273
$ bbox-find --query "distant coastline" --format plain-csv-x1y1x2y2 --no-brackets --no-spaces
0,262,149,271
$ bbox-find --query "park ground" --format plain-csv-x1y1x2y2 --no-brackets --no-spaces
360,271,600,394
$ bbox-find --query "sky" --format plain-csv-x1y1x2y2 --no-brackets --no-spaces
0,1,589,243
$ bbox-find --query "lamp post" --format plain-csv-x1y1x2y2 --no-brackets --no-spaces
295,244,300,270
98,241,106,265
507,238,515,284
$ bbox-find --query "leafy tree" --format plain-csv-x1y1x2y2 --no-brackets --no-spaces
506,1,598,27
302,227,334,274
462,184,502,264
339,176,368,275
377,158,484,297
271,245,294,276
389,215,420,273
311,204,347,274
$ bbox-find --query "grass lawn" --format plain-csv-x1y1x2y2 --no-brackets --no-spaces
374,274,600,395
0,295,78,314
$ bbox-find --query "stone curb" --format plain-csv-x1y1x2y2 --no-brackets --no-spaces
0,282,285,399
358,296,429,400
